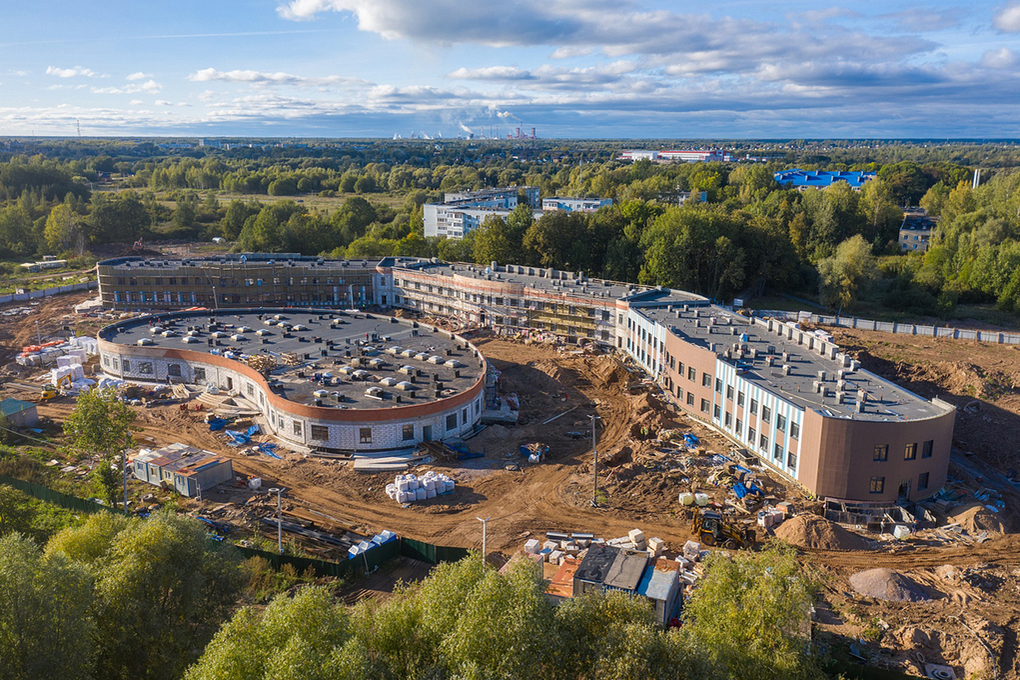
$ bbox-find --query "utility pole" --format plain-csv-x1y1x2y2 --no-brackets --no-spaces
269,487,283,554
589,414,601,507
35,320,41,345
477,516,490,563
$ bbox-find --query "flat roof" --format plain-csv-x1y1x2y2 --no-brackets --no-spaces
639,305,950,422
604,549,649,591
396,261,706,306
98,254,381,272
575,544,618,584
99,309,483,410
636,558,680,601
546,556,581,598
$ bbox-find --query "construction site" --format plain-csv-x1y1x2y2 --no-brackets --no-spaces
2,289,1020,678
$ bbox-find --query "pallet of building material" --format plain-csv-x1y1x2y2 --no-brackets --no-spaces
352,457,409,473
280,352,301,366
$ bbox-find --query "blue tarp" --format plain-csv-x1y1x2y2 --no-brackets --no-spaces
256,443,281,460
733,482,748,499
246,424,260,437
225,429,251,445
684,434,700,448
207,418,227,431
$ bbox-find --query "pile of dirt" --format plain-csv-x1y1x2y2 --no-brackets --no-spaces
947,503,1009,535
469,424,512,449
773,513,872,551
849,568,931,602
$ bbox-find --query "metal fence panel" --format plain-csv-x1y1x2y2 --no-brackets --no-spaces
0,474,114,514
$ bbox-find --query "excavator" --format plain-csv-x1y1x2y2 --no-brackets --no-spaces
692,510,756,550
40,374,72,401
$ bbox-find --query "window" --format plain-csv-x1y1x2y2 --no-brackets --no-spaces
725,412,732,427
904,443,917,460
402,424,414,441
777,414,786,431
737,392,745,407
359,427,372,444
462,408,468,425
760,434,768,450
790,421,800,439
918,472,930,491
774,442,783,460
727,385,734,400
678,362,685,376
748,427,756,443
713,404,721,418
122,359,131,373
246,383,255,397
293,421,302,437
686,392,695,406
138,362,153,375
193,367,205,382
750,398,759,415
715,378,722,393
168,363,181,377
736,419,743,434
761,406,771,423
701,399,710,413
787,452,798,471
874,444,888,462
311,425,329,440
687,367,696,381
446,414,457,431
870,476,885,494
702,373,712,387
922,440,933,458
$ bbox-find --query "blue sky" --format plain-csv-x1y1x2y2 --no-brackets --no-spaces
1,0,1019,138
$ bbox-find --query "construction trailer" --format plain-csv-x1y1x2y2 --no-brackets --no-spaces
0,398,38,427
132,443,233,497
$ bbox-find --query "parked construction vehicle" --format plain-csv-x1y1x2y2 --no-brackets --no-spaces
692,510,755,549
40,374,71,401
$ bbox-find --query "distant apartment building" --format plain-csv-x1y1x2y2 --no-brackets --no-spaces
774,169,876,191
541,197,613,213
899,209,937,253
618,149,730,163
423,186,542,239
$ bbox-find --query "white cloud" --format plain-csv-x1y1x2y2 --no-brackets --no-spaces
92,79,162,95
155,100,173,106
448,66,534,81
551,46,594,59
981,47,1019,68
188,67,363,87
46,65,98,78
995,2,1020,31
126,72,154,81
129,99,144,105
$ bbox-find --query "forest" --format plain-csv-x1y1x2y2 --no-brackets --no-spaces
1,138,1019,318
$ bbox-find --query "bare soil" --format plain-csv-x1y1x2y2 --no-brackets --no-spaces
7,293,1020,677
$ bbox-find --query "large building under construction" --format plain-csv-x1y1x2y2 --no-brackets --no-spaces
96,254,955,503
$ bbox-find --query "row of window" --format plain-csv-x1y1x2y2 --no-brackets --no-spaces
870,472,930,494
873,441,934,461
114,275,369,287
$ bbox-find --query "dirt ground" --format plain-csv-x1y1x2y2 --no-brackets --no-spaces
9,291,1020,677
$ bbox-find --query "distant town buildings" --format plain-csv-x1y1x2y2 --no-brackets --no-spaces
541,197,613,213
423,186,542,239
773,169,877,191
618,149,731,163
899,208,938,253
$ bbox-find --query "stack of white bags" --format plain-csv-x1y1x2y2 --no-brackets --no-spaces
385,471,455,504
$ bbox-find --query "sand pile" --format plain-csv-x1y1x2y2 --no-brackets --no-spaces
850,568,930,602
947,503,1008,535
773,514,872,551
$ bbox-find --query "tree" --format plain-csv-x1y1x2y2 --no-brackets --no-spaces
63,387,135,509
0,205,36,255
472,215,517,265
48,510,242,680
680,544,818,680
43,203,86,255
0,533,95,680
817,234,878,310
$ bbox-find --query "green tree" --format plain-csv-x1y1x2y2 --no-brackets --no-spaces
63,386,135,509
49,510,242,680
0,533,95,680
44,203,86,254
0,205,36,255
817,234,878,310
681,544,817,680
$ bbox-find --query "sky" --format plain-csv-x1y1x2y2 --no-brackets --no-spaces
1,0,1019,139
